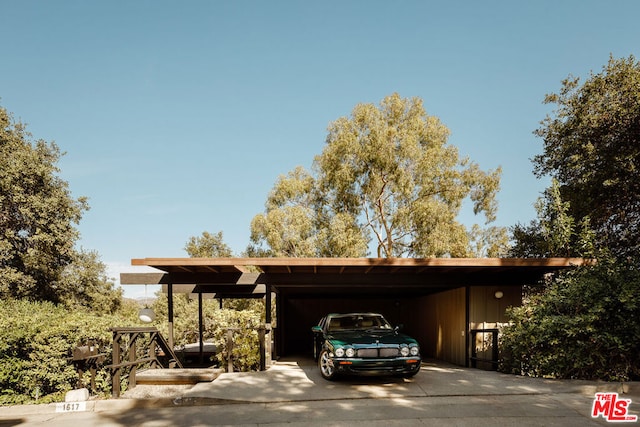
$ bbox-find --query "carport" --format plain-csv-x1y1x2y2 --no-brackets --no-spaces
121,257,588,369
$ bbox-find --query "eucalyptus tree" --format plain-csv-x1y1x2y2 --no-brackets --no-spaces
249,167,323,257
184,231,233,257
250,93,505,258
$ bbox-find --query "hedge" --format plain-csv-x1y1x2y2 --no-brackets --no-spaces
500,260,640,381
0,299,131,404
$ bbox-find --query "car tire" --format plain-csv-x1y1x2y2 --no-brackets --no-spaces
318,349,337,380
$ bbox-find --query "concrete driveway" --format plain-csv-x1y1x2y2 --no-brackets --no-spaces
1,359,638,426
180,358,637,404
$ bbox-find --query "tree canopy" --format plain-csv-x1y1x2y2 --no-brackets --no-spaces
510,179,596,258
184,231,233,257
533,55,640,259
0,105,120,310
250,93,505,257
0,106,88,302
503,56,640,382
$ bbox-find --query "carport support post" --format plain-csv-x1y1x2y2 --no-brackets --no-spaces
259,327,266,371
465,285,470,368
226,329,234,372
168,283,174,350
198,291,204,365
263,284,272,370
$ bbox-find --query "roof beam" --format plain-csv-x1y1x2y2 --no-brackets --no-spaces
120,272,170,285
131,257,592,269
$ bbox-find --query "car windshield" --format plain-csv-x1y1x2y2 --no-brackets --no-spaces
327,314,392,331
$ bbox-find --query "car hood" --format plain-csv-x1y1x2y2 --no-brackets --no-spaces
326,330,418,347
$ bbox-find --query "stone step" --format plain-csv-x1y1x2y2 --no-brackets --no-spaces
136,368,222,385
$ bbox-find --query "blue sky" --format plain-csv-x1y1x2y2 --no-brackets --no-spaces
1,1,639,298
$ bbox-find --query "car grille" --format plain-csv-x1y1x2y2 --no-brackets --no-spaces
357,347,399,358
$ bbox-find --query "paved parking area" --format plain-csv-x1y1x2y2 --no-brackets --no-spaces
1,359,638,426
181,358,638,403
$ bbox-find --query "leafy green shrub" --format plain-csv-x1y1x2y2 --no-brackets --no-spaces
0,299,137,405
207,309,262,372
500,259,640,381
152,294,265,372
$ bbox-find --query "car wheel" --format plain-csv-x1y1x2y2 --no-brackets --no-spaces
318,349,337,380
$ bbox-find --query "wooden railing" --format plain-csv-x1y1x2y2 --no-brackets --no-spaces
107,327,183,398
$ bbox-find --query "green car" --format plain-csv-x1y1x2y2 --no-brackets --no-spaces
311,312,421,380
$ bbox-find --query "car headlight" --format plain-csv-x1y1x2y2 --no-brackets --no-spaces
334,347,345,357
410,345,420,356
345,347,355,358
400,345,410,357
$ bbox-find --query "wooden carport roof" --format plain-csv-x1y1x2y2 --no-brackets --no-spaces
122,257,590,298
122,257,590,360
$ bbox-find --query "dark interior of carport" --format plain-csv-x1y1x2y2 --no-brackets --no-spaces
122,257,586,368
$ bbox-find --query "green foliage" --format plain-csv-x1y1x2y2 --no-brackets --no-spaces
250,166,335,257
180,230,265,369
510,179,596,258
0,299,137,405
0,105,120,312
250,93,506,258
0,104,141,404
468,224,510,257
184,231,233,257
0,106,88,303
58,249,123,314
500,259,640,381
208,309,263,372
533,55,640,259
152,293,264,371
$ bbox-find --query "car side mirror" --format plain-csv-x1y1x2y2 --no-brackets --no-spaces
394,324,404,333
311,326,323,333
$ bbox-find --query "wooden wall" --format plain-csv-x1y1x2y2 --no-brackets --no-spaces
468,285,521,329
419,285,522,367
420,287,467,366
